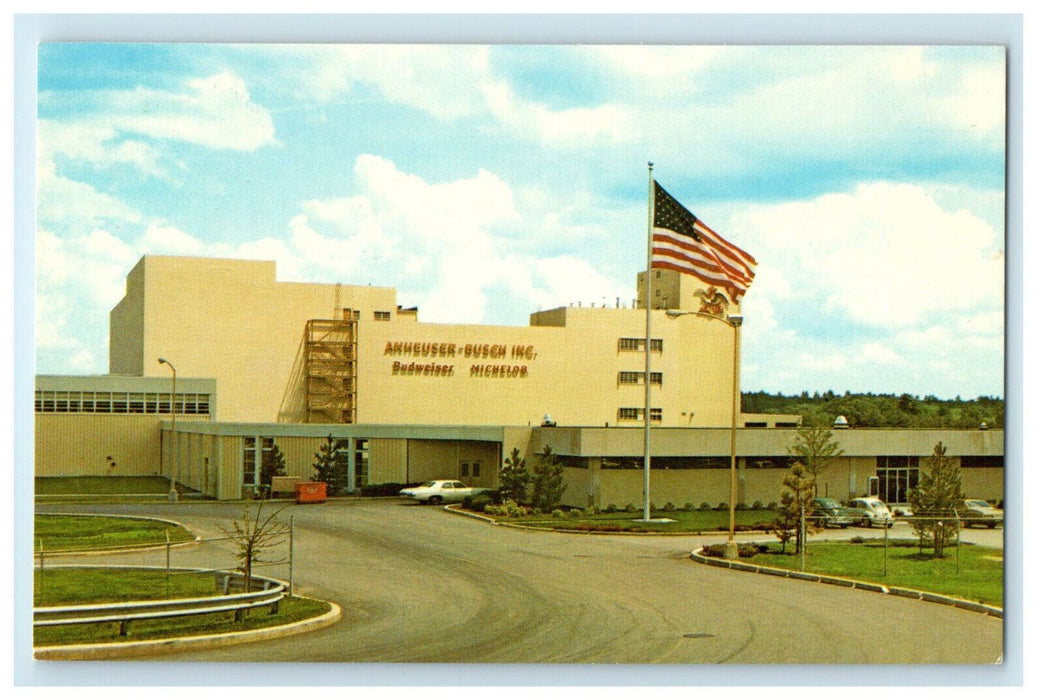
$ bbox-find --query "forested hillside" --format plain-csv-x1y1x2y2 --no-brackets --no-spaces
742,391,1004,429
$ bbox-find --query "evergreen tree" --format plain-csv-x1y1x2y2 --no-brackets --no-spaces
260,442,287,492
786,423,843,497
531,445,565,513
313,435,347,496
775,464,815,554
908,441,964,557
499,447,530,504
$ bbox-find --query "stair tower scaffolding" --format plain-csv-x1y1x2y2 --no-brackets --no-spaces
304,311,358,423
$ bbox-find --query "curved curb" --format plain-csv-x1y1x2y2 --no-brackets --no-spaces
33,598,342,660
442,505,772,536
689,548,1003,618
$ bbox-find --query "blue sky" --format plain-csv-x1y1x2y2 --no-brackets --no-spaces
34,43,1007,399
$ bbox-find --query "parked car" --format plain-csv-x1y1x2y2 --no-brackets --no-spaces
398,480,492,504
890,503,913,517
958,499,1004,528
846,497,894,528
808,497,854,528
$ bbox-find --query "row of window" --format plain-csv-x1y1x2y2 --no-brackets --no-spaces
618,337,663,353
35,391,211,415
618,371,663,386
242,437,368,488
618,407,663,422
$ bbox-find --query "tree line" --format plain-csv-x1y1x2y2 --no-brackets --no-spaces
742,390,1004,429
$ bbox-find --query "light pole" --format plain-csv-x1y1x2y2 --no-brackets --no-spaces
666,310,743,559
158,357,178,502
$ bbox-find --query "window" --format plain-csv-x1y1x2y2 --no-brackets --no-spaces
960,456,1004,469
618,338,663,353
460,462,469,477
618,407,662,422
374,311,391,321
748,457,790,469
460,461,480,479
243,437,257,485
34,389,213,415
618,372,663,385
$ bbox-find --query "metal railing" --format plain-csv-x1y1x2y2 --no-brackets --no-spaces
33,568,287,637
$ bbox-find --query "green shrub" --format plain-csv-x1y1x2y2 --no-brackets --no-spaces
624,503,638,513
701,543,766,558
682,502,696,511
699,502,712,511
605,504,619,513
361,482,413,497
551,509,565,518
463,494,494,512
583,506,600,516
569,508,582,518
767,501,778,510
751,500,763,510
735,502,749,511
662,502,676,512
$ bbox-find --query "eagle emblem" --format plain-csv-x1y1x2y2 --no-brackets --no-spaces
695,287,729,317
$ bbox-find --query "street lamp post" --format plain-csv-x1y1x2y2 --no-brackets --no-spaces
158,357,178,502
667,310,743,559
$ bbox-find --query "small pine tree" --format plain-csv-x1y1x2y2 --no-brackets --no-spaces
909,441,964,557
313,435,346,496
775,463,815,553
259,442,287,492
531,445,565,512
499,447,530,504
787,423,843,497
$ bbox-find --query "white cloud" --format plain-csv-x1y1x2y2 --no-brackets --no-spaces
38,120,165,177
732,181,1003,328
102,72,278,152
36,159,143,228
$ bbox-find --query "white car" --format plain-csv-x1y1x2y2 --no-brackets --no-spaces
398,480,491,505
846,497,894,528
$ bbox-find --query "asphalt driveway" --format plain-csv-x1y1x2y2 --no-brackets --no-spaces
35,498,1004,665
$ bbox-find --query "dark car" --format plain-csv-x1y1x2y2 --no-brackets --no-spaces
808,497,854,528
958,499,1003,528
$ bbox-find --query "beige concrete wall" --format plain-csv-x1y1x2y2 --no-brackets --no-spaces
957,467,1004,501
402,440,500,487
35,414,165,477
109,259,145,376
113,255,403,423
114,255,738,428
356,305,736,428
369,438,408,484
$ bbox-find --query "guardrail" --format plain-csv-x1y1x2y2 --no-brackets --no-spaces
33,568,287,637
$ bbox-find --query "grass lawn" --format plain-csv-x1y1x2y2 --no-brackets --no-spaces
748,539,1003,607
34,514,195,552
36,476,175,495
474,507,777,533
34,567,328,646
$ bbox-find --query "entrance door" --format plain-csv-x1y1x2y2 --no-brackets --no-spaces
876,465,919,504
353,438,369,491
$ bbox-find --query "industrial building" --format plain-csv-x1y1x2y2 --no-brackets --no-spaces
35,255,1004,507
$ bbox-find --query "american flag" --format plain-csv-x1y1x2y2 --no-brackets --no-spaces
651,181,756,301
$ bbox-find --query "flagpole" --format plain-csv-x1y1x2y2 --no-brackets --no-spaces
643,162,654,522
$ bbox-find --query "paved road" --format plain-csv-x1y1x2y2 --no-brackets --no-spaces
36,499,1003,664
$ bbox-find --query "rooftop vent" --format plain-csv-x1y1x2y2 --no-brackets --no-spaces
833,415,850,429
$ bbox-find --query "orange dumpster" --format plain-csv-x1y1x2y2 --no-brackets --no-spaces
295,481,327,504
